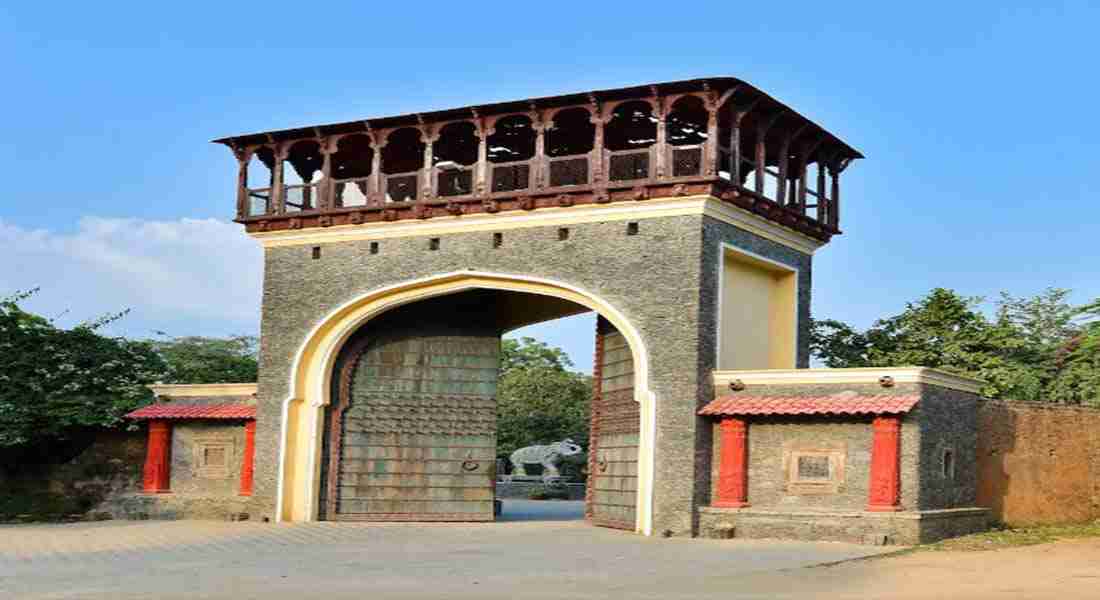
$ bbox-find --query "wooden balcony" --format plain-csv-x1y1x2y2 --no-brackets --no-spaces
215,77,861,242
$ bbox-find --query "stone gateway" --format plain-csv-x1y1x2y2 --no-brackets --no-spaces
119,76,996,543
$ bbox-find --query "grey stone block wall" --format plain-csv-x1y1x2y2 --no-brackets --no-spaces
698,506,988,545
697,381,988,544
169,422,247,497
251,213,812,534
916,386,980,510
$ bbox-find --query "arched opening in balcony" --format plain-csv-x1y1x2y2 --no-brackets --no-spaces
666,96,708,178
433,122,479,197
546,108,594,188
245,146,276,216
283,140,324,213
382,128,425,203
487,115,535,193
331,135,373,208
605,101,657,182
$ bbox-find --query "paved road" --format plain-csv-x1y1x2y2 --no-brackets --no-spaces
0,501,892,599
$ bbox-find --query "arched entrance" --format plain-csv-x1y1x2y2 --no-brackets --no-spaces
274,271,656,534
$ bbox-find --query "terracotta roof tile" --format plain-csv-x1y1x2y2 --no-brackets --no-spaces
126,404,256,420
698,393,919,417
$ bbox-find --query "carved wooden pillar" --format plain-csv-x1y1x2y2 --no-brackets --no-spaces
272,145,288,215
142,420,172,494
800,156,809,210
475,117,489,195
317,137,333,210
654,97,667,178
816,161,828,222
704,95,719,177
754,125,767,194
867,415,902,511
532,109,546,189
420,125,436,201
589,98,605,184
234,148,249,218
369,132,384,205
714,417,750,508
239,420,256,497
776,137,791,205
829,161,841,228
730,111,743,186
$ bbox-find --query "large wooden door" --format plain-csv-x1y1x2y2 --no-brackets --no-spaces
587,316,639,530
321,298,500,521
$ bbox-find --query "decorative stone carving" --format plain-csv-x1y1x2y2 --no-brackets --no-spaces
509,438,585,482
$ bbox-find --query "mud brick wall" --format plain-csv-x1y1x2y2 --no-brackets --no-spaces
977,400,1100,525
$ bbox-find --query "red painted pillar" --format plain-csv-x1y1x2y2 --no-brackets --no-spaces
714,417,750,508
239,420,256,496
142,420,172,493
867,415,902,511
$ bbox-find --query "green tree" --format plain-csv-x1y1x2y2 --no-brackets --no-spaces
1047,300,1100,406
152,335,259,384
0,290,168,449
811,287,1099,403
496,337,591,458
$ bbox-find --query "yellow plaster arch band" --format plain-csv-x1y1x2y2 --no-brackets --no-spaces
274,271,657,535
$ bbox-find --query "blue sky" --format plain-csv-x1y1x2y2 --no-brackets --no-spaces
2,1,1097,372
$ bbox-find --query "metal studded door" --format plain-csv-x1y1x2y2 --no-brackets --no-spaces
321,297,500,521
587,316,639,530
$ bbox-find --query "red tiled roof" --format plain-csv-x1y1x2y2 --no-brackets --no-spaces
126,404,256,420
698,393,919,417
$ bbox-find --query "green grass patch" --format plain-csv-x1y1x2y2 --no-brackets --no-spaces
921,521,1100,552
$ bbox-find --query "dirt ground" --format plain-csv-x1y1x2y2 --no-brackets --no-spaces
1,501,1097,599
741,537,1100,599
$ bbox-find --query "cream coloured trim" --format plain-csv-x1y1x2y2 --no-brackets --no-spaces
273,271,656,536
249,196,825,255
712,368,985,394
149,383,258,397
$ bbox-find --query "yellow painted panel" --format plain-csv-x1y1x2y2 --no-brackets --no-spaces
719,249,797,370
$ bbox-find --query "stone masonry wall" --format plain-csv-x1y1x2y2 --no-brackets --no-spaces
254,212,811,535
917,387,980,510
705,382,923,512
0,429,144,520
977,400,1100,525
169,422,248,497
691,216,813,533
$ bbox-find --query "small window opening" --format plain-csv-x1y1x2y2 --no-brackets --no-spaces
558,227,570,241
488,115,535,193
382,128,425,203
369,241,379,255
667,96,709,146
311,246,321,260
283,140,324,212
434,122,478,197
626,222,639,236
487,115,536,163
605,101,658,151
942,449,956,480
547,108,595,157
492,232,503,248
332,134,373,207
246,147,276,216
429,238,440,251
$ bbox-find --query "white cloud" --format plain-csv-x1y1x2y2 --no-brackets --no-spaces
0,217,262,338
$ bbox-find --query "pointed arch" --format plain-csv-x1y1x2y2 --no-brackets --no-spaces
274,271,657,534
